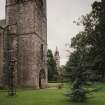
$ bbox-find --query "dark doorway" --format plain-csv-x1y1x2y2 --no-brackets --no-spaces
39,69,45,89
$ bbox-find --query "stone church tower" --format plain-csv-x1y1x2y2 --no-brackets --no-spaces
0,0,47,89
54,47,60,69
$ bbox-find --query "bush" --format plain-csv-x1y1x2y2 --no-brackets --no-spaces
70,88,86,102
57,83,63,89
66,76,89,102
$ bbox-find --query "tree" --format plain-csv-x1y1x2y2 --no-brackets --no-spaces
65,0,105,102
90,0,105,82
66,0,105,82
65,46,91,102
47,49,58,81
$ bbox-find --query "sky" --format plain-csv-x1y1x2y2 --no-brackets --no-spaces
0,0,100,65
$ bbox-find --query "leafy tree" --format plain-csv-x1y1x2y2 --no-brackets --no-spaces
90,0,105,82
67,0,105,82
65,0,105,102
47,49,58,81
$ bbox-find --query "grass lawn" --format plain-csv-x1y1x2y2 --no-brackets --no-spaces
0,83,105,105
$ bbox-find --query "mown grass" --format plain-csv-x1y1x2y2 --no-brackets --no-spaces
0,83,105,105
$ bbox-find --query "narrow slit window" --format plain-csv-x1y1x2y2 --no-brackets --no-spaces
41,44,43,60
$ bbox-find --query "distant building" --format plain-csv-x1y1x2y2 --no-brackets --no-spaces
54,47,60,71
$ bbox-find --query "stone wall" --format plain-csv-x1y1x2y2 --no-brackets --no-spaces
0,28,4,86
5,0,47,88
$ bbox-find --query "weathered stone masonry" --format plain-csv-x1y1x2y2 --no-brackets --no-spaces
0,0,47,89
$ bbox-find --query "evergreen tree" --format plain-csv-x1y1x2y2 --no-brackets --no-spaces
47,49,58,81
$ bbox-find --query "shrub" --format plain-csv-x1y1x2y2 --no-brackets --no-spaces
70,88,86,102
57,83,63,89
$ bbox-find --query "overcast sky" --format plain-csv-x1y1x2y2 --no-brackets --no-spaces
0,0,100,65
